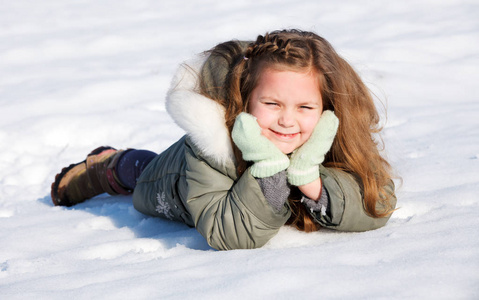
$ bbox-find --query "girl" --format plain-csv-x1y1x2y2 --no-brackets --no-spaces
51,29,397,251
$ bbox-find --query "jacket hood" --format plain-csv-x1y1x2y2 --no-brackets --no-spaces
165,54,235,167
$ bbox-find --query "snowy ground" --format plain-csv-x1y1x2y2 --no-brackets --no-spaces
1,0,478,299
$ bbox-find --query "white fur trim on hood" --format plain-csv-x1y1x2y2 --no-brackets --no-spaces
165,54,235,167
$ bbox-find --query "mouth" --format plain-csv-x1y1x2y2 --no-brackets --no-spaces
270,129,299,139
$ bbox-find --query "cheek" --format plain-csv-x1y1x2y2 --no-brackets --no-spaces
249,107,272,130
301,116,321,135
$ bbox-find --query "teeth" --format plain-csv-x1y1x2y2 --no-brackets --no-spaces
277,132,296,137
271,129,298,138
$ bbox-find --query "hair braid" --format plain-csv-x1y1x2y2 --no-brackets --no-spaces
244,32,311,68
246,34,292,58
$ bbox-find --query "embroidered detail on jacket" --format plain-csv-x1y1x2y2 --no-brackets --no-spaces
321,205,327,216
156,192,174,220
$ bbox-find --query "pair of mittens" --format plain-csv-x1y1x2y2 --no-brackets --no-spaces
232,111,339,185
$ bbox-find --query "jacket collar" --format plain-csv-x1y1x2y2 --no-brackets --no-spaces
165,54,235,167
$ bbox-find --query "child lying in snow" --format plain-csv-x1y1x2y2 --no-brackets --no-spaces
51,29,397,250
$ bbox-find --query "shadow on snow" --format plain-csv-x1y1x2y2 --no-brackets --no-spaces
37,194,213,251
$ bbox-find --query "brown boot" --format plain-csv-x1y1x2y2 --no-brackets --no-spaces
51,146,131,206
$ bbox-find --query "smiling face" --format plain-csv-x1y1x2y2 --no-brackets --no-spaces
247,67,323,154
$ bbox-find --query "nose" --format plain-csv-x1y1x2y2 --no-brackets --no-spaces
278,109,295,127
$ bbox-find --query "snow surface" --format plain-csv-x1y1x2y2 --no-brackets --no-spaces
1,0,478,299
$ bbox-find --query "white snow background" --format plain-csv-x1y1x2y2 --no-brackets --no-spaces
1,0,478,299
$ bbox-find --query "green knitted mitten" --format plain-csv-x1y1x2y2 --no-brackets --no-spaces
287,110,339,186
232,112,290,178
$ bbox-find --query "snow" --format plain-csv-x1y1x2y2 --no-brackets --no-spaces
1,0,478,299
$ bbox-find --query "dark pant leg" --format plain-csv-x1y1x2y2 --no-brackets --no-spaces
115,149,157,190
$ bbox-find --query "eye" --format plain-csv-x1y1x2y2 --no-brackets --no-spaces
265,102,279,106
300,105,313,110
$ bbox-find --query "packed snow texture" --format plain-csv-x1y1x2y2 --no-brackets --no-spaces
1,0,478,299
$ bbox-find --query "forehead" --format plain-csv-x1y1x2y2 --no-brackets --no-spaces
253,67,322,103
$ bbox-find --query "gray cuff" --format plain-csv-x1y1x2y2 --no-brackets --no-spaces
256,170,291,213
301,185,329,216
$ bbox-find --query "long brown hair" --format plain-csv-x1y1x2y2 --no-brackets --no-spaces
199,29,394,231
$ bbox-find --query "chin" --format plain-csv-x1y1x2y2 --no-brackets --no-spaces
278,146,296,155
271,140,300,155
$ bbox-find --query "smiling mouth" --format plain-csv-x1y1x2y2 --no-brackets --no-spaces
270,129,299,139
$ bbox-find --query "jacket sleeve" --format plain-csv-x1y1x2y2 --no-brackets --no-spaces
312,165,397,232
183,143,291,250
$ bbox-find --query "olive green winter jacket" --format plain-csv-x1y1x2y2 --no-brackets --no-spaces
132,46,397,251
